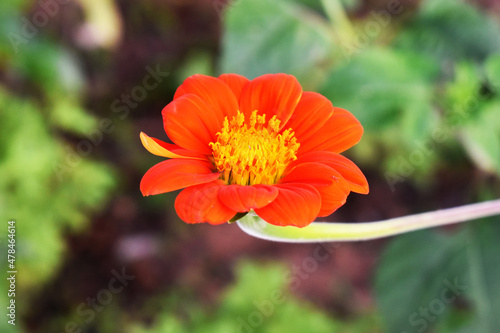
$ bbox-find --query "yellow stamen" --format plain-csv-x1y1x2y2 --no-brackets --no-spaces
209,110,300,185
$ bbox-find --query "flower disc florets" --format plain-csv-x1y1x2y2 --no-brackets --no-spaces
210,110,299,186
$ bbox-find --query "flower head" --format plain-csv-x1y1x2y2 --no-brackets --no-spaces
140,73,368,227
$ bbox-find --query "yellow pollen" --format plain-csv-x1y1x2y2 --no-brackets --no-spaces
209,110,299,185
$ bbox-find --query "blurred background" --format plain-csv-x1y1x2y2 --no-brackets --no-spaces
1,0,500,332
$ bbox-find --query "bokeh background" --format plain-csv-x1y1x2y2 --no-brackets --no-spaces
1,0,500,332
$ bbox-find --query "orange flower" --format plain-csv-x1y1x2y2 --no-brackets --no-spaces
140,73,368,227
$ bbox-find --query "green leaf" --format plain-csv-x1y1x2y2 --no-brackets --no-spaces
376,218,500,333
458,220,500,332
394,0,500,62
484,53,500,90
220,0,332,86
128,261,382,333
0,88,116,289
319,48,438,131
443,61,483,123
375,229,469,333
49,98,98,135
460,101,500,175
215,261,381,332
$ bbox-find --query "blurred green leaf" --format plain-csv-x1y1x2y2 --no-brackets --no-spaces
320,47,438,131
321,47,442,183
220,0,333,87
207,261,344,333
456,220,500,332
0,88,116,289
375,229,469,333
443,62,483,123
49,98,98,135
394,0,500,62
129,261,381,333
460,101,500,175
1,1,85,96
376,218,500,333
484,53,500,91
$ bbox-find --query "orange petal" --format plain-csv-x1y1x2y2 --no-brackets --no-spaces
254,183,321,228
140,132,207,160
140,159,219,196
299,107,363,154
283,91,334,143
239,74,302,128
280,162,350,217
174,181,237,225
218,73,250,100
218,184,278,212
288,151,369,194
173,74,239,121
163,94,222,155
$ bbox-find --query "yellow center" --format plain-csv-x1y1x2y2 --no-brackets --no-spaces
209,110,299,185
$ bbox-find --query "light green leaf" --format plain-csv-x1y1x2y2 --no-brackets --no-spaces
460,101,500,175
484,53,500,90
49,98,98,135
0,88,116,289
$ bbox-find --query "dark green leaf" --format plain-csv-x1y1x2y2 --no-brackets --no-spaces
375,229,469,333
319,48,438,131
220,0,332,86
394,0,500,62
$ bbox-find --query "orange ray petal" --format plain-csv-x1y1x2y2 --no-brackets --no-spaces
163,94,223,155
239,73,302,128
140,159,219,196
140,132,207,160
280,162,350,217
173,74,239,121
254,183,321,228
283,91,334,143
218,184,278,212
287,151,369,194
298,107,363,154
175,180,237,224
218,73,250,100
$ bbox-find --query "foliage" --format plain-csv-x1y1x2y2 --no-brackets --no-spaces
220,0,333,87
128,261,381,333
220,0,500,332
376,218,500,333
1,0,499,332
0,2,116,332
221,0,500,181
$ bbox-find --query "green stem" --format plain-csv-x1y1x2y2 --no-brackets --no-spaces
320,0,355,41
237,199,500,243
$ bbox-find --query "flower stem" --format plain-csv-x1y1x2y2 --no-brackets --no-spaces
237,199,500,243
320,0,355,42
